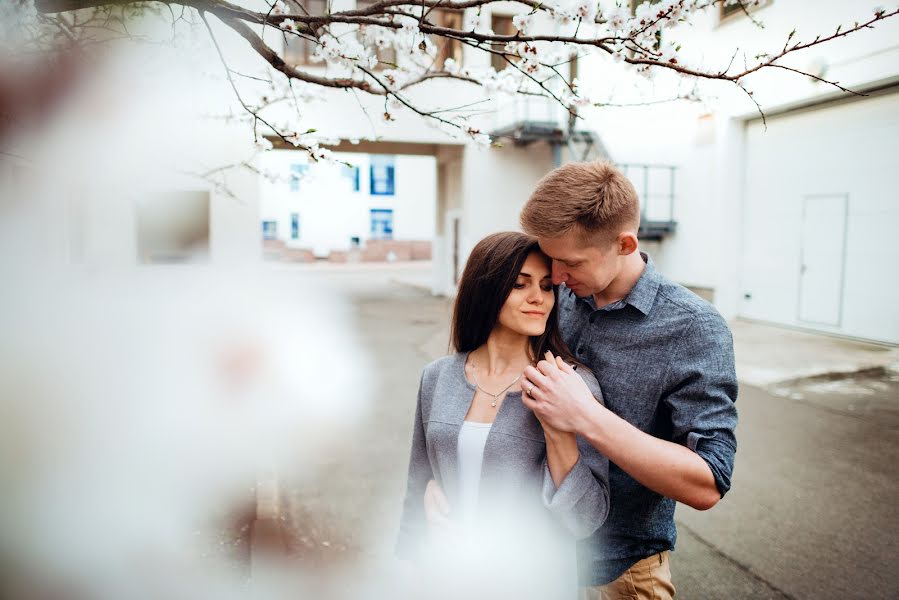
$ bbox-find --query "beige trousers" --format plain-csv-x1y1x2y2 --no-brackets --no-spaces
581,551,676,600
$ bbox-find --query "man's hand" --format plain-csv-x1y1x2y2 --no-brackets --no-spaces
423,479,456,538
521,351,601,433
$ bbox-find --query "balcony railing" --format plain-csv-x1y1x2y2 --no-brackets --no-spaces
617,163,677,240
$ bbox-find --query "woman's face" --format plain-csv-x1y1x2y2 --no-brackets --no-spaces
496,252,555,338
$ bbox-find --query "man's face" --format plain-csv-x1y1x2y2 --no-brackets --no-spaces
537,232,619,298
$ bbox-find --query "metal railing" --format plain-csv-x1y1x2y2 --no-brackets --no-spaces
616,163,677,239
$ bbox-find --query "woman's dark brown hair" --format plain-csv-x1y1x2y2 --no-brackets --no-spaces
450,231,579,366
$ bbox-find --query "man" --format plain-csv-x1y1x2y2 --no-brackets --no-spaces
519,161,738,599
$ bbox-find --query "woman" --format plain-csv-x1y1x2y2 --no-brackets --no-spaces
396,232,609,599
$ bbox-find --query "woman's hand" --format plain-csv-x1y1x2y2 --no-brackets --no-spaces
423,479,456,537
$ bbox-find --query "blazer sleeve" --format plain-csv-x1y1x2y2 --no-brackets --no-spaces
395,373,434,559
540,370,610,539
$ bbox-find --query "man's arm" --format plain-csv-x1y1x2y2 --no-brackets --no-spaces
523,332,737,511
575,402,722,510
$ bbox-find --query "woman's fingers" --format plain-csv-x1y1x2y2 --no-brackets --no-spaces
555,355,576,374
524,365,548,385
536,351,561,376
425,479,449,516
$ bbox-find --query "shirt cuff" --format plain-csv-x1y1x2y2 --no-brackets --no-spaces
688,432,736,498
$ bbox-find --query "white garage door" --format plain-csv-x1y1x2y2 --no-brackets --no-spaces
739,89,899,344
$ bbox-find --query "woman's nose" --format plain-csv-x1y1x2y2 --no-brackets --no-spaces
528,287,544,304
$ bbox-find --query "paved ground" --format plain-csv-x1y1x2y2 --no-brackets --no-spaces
276,263,899,599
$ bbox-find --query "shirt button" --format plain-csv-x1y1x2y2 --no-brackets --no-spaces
577,347,585,356
589,314,597,324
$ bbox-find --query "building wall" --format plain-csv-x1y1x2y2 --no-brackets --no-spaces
572,0,899,343
259,151,436,257
738,90,899,344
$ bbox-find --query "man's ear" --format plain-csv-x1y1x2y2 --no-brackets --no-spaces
617,232,639,255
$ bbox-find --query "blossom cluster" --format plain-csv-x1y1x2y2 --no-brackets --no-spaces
249,0,715,157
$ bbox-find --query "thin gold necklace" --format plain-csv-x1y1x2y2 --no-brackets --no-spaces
470,364,522,408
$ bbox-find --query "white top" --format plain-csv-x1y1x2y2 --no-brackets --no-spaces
456,420,493,528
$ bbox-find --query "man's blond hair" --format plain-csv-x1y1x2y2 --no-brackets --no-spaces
520,161,640,244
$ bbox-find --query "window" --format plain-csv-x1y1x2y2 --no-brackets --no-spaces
430,9,464,70
262,220,278,240
721,3,744,19
284,0,328,66
369,156,395,196
290,164,309,192
135,191,210,264
343,164,360,191
719,1,770,23
291,213,300,239
356,0,398,68
370,208,394,240
629,0,661,13
490,14,515,72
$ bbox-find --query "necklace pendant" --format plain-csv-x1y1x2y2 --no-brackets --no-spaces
491,398,497,408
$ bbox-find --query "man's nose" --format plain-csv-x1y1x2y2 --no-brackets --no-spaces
551,261,567,285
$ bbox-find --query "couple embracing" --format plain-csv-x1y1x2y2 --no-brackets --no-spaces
397,161,738,599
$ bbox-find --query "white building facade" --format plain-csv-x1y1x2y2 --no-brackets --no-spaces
258,151,436,259
581,1,899,345
268,0,899,344
15,1,895,344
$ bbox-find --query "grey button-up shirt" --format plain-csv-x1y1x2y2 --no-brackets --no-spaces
558,253,738,586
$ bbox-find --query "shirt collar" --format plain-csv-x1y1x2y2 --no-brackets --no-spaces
625,252,661,316
568,252,661,316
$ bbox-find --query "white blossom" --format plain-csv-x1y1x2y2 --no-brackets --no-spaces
634,1,658,26
310,33,373,72
483,68,522,95
271,1,287,16
573,0,598,22
562,89,593,108
466,128,492,146
552,9,577,27
394,14,421,47
280,18,296,32
310,147,334,162
255,137,274,151
512,13,535,35
666,0,685,22
463,10,481,32
380,69,408,91
443,57,460,74
658,41,679,64
605,6,631,32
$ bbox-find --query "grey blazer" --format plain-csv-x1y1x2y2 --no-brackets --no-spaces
396,352,610,560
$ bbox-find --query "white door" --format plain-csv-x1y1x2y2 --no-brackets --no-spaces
739,89,899,344
798,195,847,326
